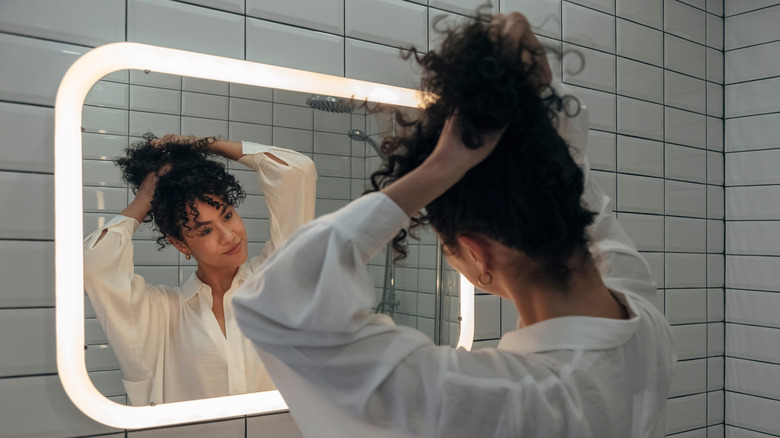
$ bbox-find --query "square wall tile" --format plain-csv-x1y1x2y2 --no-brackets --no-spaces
347,0,427,49
666,253,707,288
672,324,708,360
430,0,496,16
726,322,780,363
182,92,229,120
617,18,663,65
563,44,615,92
0,308,55,377
563,2,615,52
665,71,707,114
726,392,780,434
666,144,707,183
247,0,343,34
727,255,780,292
669,358,707,397
708,322,724,355
707,390,724,425
726,77,780,118
346,38,420,89
128,0,244,59
616,136,664,177
707,48,724,84
726,221,780,256
0,0,125,47
617,58,663,103
247,18,344,77
618,213,665,251
0,241,54,307
665,217,707,253
707,219,724,253
665,0,706,44
725,4,780,50
666,108,707,149
726,149,780,186
707,82,723,117
0,173,53,240
617,174,664,214
617,97,664,140
726,40,780,84
707,116,723,152
617,0,663,29
586,130,616,171
569,86,616,131
0,102,54,173
725,357,780,400
666,393,706,434
568,0,615,14
726,113,780,153
666,180,707,218
708,356,723,390
706,13,723,50
708,185,724,219
0,33,87,106
666,289,707,324
707,288,724,322
502,0,562,39
665,34,707,79
726,289,780,329
129,86,181,115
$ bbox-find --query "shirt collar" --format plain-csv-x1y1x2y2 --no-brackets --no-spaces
497,289,641,354
181,262,252,302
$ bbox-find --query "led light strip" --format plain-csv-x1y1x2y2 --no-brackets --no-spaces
54,42,472,429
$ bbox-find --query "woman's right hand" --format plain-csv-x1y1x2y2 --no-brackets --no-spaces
488,12,552,94
120,164,170,223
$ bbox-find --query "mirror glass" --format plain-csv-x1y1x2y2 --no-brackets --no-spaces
80,69,453,406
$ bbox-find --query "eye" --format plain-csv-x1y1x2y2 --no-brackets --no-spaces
200,228,212,236
224,211,233,221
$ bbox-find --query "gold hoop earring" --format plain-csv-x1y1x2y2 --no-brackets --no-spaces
477,272,493,287
185,253,191,260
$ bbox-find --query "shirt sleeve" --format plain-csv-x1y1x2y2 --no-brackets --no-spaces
233,193,447,433
237,142,317,264
551,80,658,302
82,215,169,400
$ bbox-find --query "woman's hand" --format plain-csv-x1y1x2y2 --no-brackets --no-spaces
488,12,552,93
150,134,201,148
120,165,170,223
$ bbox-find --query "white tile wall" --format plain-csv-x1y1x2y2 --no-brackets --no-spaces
0,0,732,436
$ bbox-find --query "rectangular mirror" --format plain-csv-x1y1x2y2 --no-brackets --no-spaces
56,43,475,429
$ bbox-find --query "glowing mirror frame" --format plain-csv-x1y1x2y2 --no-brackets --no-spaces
55,42,474,429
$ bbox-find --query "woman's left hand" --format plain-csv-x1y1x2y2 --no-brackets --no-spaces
150,134,201,148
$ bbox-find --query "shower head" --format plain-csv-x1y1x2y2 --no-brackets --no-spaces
306,95,354,113
348,129,384,159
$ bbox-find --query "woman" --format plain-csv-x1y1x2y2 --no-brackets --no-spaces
83,134,316,405
233,12,676,438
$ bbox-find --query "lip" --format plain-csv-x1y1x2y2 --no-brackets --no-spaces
223,241,242,255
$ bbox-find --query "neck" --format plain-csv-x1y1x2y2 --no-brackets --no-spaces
499,255,628,327
195,264,239,298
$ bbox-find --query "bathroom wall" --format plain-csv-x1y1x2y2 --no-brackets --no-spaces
723,2,780,437
0,0,726,436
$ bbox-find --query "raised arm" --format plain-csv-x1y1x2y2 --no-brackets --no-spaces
83,170,169,405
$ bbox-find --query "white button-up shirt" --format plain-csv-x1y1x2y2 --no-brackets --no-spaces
233,83,677,438
83,142,316,406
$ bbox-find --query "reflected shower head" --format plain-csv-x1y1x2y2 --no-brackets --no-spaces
306,95,354,113
348,129,384,159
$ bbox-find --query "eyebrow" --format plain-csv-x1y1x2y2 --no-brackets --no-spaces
192,206,230,229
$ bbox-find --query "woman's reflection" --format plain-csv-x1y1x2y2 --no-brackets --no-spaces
83,134,316,405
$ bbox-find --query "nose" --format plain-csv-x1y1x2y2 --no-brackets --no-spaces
217,224,238,244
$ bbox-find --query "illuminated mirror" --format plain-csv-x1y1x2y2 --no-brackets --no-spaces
56,42,474,429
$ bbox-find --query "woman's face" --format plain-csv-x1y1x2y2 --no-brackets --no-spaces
177,199,248,271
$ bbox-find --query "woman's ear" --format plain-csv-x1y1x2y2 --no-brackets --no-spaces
455,233,492,272
167,236,189,255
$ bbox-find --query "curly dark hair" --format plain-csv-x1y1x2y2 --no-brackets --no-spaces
366,12,595,288
115,133,246,249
